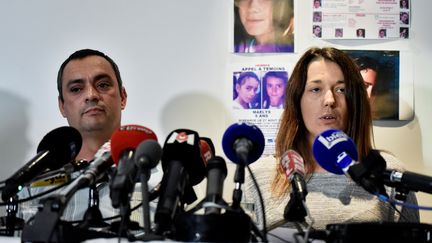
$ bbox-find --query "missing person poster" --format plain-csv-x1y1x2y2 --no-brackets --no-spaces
312,0,411,39
230,62,294,155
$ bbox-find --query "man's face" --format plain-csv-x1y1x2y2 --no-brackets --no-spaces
360,68,377,98
58,55,127,136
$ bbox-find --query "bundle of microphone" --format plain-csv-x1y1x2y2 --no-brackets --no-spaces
4,123,432,242
0,122,268,242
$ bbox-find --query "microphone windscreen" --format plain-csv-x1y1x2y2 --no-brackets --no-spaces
161,129,206,186
312,129,358,175
135,140,162,169
111,125,157,165
199,138,214,166
280,150,305,179
222,123,265,164
200,137,215,157
36,126,82,170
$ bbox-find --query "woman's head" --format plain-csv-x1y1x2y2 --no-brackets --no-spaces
235,72,260,108
276,47,372,163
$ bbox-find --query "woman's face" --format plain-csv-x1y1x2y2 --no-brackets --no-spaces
266,76,286,106
238,0,274,40
236,76,259,104
300,59,348,143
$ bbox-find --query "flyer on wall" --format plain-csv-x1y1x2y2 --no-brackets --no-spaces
312,0,411,39
230,62,294,156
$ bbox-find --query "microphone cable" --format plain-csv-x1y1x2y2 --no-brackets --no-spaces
377,193,432,211
246,164,268,243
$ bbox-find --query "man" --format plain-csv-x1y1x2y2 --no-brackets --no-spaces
354,56,379,98
57,49,127,162
20,49,129,222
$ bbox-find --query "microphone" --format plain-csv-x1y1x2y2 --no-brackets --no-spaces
222,122,265,165
281,150,308,222
1,126,82,201
204,156,228,215
109,124,158,209
383,170,432,194
134,140,162,177
281,150,307,200
364,149,432,194
312,129,386,195
29,159,91,187
222,123,265,208
154,129,207,235
58,141,113,200
199,137,215,166
134,140,162,237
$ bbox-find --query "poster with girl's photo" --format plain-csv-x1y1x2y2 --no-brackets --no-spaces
314,0,411,39
233,0,294,53
230,63,293,155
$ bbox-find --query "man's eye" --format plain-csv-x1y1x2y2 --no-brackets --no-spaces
97,82,111,90
70,87,81,93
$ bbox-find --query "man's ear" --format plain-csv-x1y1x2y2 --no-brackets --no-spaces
120,87,127,110
58,96,66,117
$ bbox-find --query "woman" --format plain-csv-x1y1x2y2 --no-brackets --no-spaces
245,47,419,233
233,71,261,109
234,0,294,53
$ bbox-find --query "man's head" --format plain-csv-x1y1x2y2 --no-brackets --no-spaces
57,49,123,102
355,56,379,98
57,49,127,137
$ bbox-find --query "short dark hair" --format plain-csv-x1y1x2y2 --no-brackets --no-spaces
57,49,123,101
354,56,379,72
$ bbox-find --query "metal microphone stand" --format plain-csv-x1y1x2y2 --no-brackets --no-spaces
0,195,24,236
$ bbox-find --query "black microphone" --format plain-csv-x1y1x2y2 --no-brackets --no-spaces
134,140,162,237
383,168,432,194
1,126,82,201
204,156,227,215
154,129,207,235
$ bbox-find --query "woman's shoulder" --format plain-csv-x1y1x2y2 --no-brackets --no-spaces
378,150,406,171
249,155,278,172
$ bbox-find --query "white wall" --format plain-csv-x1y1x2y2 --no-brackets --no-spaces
0,0,431,222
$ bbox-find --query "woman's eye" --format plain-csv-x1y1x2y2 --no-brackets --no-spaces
310,87,320,93
336,87,346,93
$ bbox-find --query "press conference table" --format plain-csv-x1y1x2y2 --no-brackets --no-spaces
3,228,326,243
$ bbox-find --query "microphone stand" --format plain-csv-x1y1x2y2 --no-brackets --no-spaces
0,195,24,236
135,168,163,241
284,174,307,222
21,171,116,242
78,184,110,228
